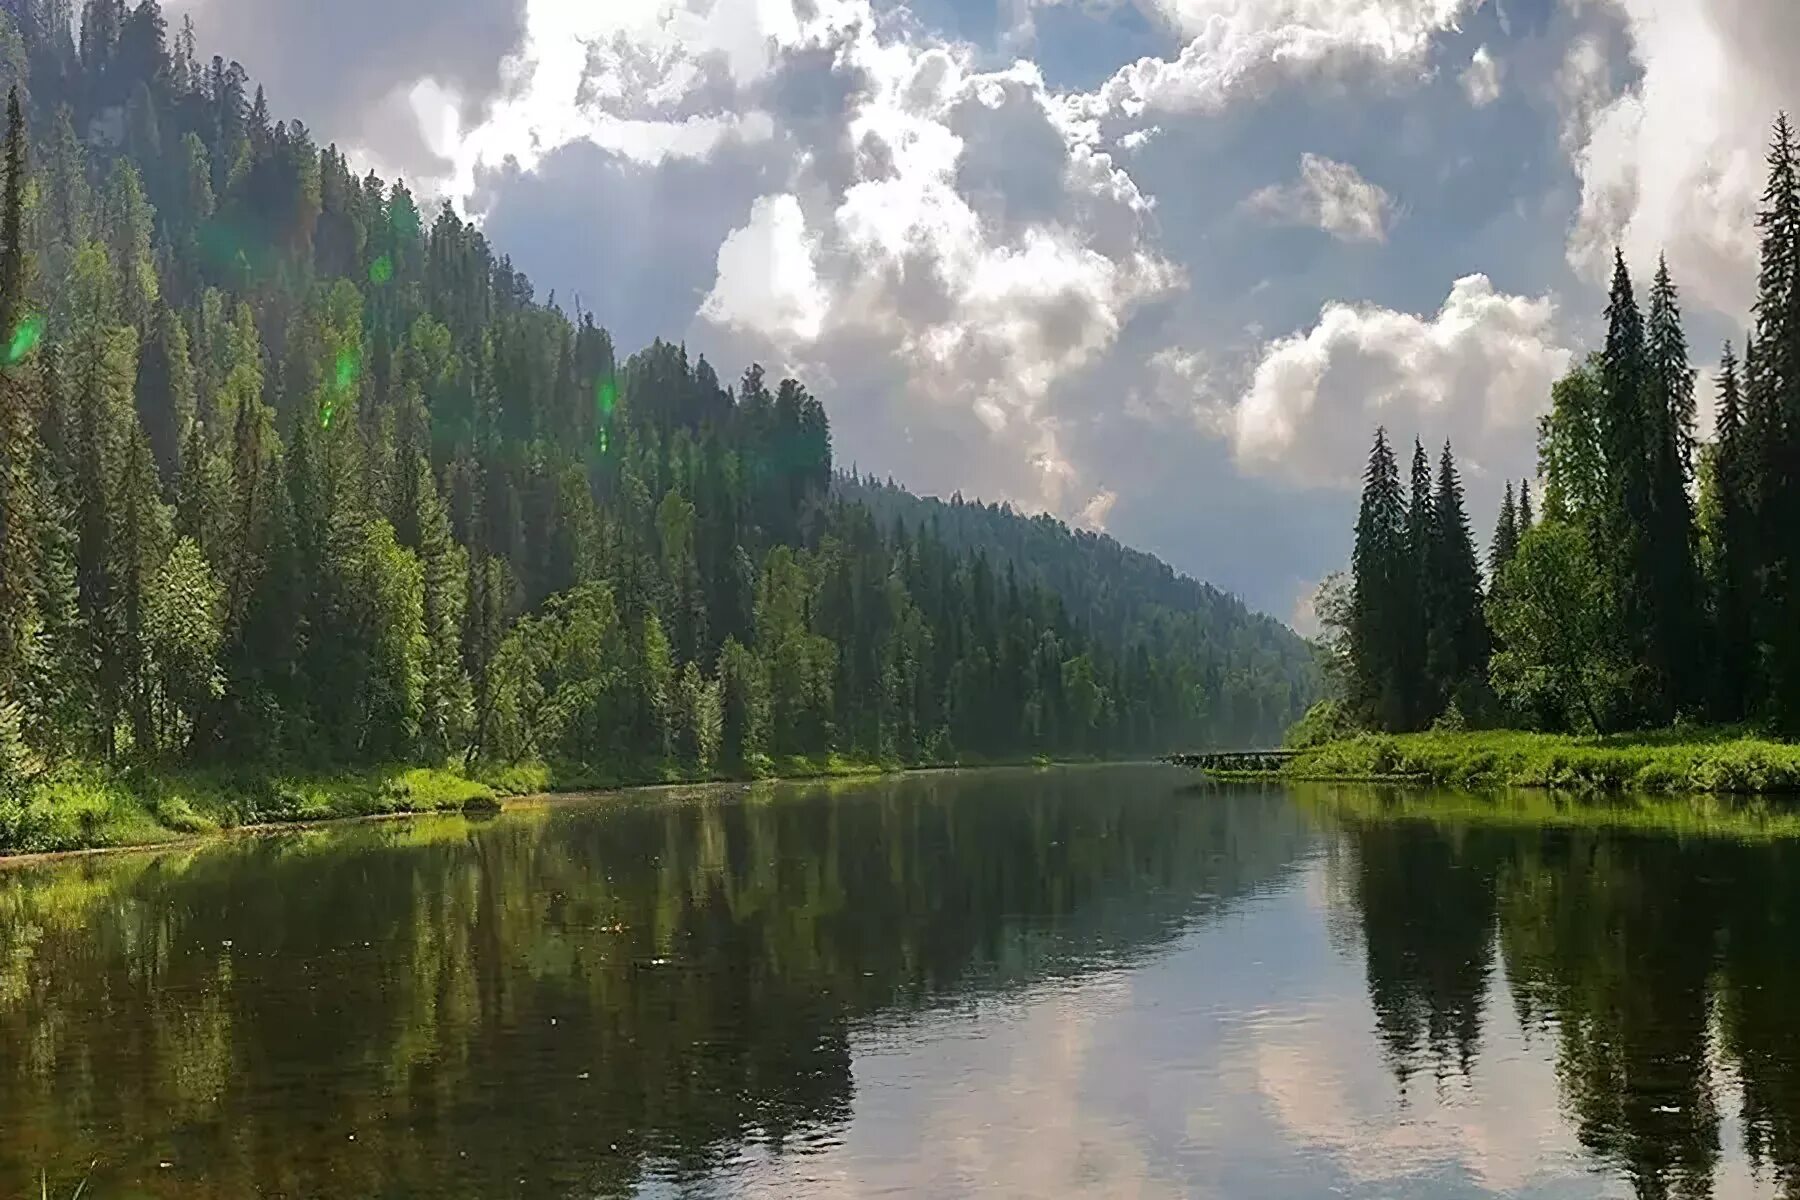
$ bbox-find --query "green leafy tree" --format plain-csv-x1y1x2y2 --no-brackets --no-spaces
1487,521,1631,733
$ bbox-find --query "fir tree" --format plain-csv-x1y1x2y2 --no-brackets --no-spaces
1712,341,1755,718
1426,443,1489,721
1644,255,1704,716
1489,481,1518,586
1349,429,1408,731
1597,249,1657,722
1402,438,1435,727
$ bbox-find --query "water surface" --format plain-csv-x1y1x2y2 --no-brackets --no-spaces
6,766,1800,1197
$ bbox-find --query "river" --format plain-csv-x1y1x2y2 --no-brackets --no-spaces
4,765,1799,1197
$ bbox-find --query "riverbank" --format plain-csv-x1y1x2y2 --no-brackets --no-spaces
1272,729,1800,794
0,752,1080,857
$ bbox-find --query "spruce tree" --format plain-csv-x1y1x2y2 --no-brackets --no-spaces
1402,438,1435,727
1750,116,1800,722
1488,482,1518,586
1426,443,1489,721
1644,255,1704,717
0,90,37,711
1712,342,1755,718
1349,429,1407,730
1517,479,1533,531
1597,249,1656,723
0,86,26,345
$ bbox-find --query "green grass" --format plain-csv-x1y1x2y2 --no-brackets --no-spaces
0,762,503,856
0,750,1101,858
1293,781,1800,840
1277,728,1800,794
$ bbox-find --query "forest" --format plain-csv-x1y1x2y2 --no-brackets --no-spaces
0,0,1316,822
1326,115,1800,742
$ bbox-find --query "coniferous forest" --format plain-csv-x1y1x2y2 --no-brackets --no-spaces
0,0,1316,822
1332,116,1800,740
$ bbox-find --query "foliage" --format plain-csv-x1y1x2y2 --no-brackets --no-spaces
1486,520,1633,733
0,3,1322,852
1285,728,1800,794
1329,116,1800,741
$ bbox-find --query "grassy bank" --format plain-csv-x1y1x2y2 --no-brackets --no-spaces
1278,729,1800,794
0,751,1077,857
1292,781,1800,840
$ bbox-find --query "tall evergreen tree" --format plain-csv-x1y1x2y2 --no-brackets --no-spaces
1349,429,1407,731
1489,481,1518,587
1753,115,1800,725
0,86,27,344
1426,443,1489,720
1597,249,1657,722
1644,255,1704,716
1517,479,1533,531
1712,341,1755,718
1402,438,1435,727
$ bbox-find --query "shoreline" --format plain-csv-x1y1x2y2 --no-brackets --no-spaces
0,755,1129,866
1227,729,1800,795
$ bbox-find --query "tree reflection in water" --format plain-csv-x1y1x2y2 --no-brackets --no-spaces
0,767,1312,1198
1324,786,1800,1200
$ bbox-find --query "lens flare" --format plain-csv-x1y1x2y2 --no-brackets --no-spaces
369,255,393,286
3,313,43,366
595,377,618,455
320,348,360,429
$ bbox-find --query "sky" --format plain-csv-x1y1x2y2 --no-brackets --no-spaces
162,0,1796,630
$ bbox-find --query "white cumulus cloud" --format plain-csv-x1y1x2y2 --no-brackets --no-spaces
1565,0,1800,320
702,194,827,345
1072,0,1476,122
1461,45,1502,107
1230,274,1574,488
1246,153,1394,243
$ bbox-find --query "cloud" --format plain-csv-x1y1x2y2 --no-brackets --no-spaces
702,194,828,345
1461,45,1502,107
686,21,1182,518
1229,274,1573,489
1564,0,1800,320
1245,153,1394,243
1071,0,1477,121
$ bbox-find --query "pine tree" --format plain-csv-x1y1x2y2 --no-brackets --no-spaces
112,422,170,754
412,455,472,760
1349,429,1407,731
1426,443,1489,721
1402,438,1435,727
1712,341,1755,718
1644,255,1704,717
0,87,27,344
1597,249,1657,723
1488,482,1518,586
0,91,38,709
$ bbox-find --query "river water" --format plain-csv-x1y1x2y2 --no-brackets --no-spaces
4,765,1799,1197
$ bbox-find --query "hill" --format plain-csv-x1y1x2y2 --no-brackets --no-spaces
0,0,1317,833
841,475,1318,744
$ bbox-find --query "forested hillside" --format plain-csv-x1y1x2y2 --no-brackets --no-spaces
843,475,1316,742
0,0,1313,796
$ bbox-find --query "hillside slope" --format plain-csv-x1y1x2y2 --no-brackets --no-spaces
0,0,1314,828
843,475,1318,744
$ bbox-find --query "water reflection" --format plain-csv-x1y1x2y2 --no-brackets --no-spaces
1319,786,1800,1199
15,772,1800,1197
0,767,1312,1198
